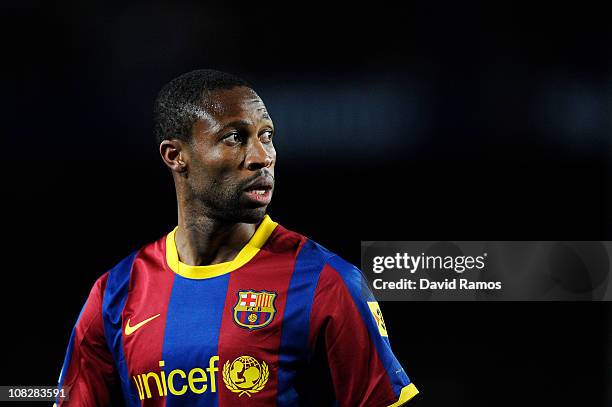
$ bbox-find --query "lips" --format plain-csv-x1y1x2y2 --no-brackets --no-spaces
243,177,274,193
243,189,272,205
242,177,274,206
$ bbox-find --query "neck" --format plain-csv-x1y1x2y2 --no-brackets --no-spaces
174,202,258,267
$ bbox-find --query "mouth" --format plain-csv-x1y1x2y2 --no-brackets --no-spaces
242,178,274,206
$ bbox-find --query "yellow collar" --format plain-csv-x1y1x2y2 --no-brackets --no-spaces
165,215,278,280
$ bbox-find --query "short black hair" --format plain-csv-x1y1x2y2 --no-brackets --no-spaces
153,69,252,144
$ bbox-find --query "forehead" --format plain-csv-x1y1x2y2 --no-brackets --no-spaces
203,86,268,121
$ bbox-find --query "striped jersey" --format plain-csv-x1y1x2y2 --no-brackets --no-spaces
57,215,418,406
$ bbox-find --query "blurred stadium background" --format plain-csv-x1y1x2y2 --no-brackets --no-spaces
2,1,611,406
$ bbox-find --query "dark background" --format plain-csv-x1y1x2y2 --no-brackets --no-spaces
2,1,611,406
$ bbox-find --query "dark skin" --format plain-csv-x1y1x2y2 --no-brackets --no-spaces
159,86,276,267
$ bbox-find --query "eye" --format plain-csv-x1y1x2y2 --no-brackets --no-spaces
260,130,274,144
222,132,244,145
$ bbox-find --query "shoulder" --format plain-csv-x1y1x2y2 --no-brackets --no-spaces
111,231,167,272
100,233,165,292
278,221,369,294
273,222,339,268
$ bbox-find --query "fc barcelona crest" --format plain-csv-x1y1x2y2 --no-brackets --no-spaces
233,290,277,330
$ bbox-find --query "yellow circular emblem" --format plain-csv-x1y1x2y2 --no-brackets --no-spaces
248,313,258,323
223,355,269,397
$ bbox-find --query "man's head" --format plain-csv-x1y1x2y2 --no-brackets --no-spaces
155,69,275,224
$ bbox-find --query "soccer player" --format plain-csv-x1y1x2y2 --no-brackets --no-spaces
56,70,418,406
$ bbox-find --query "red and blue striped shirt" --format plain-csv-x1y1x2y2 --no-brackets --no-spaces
57,215,418,406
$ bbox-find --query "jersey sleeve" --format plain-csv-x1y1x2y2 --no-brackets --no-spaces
55,273,121,406
308,256,418,407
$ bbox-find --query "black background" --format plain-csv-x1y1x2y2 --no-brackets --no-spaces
2,1,611,406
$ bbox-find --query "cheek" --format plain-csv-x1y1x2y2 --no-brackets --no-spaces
196,156,240,187
196,148,236,175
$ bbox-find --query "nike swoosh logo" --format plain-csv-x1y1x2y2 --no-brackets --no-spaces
124,313,161,336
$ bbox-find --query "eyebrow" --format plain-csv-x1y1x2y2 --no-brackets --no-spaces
221,116,273,130
223,120,251,129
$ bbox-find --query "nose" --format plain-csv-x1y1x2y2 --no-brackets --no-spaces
245,138,274,171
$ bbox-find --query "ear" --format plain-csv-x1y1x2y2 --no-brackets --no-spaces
160,139,188,173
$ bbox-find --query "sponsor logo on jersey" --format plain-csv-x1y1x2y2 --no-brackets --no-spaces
131,355,269,400
233,290,277,330
124,313,161,336
132,357,219,400
367,301,388,337
222,355,269,397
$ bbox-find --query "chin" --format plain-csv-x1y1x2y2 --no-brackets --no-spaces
223,206,267,224
241,207,268,224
